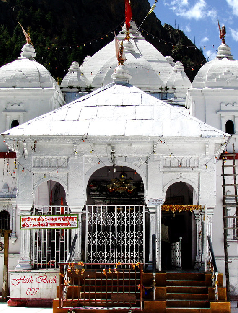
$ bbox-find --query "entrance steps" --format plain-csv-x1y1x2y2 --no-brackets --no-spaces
53,271,231,313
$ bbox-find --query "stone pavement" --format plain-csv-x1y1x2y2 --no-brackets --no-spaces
0,302,238,312
0,303,52,312
232,301,238,313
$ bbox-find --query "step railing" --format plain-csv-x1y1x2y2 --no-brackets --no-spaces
59,262,143,310
207,235,218,301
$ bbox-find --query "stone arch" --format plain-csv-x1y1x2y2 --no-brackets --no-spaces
163,178,198,204
86,165,145,205
164,181,194,205
34,179,67,207
85,161,146,193
32,180,70,269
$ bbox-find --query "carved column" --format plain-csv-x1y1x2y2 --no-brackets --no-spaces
156,204,162,271
10,200,17,242
16,208,32,270
194,210,204,269
205,207,214,271
206,207,214,239
70,207,84,262
148,207,156,263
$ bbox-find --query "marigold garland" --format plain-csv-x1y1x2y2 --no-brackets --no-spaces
161,205,203,213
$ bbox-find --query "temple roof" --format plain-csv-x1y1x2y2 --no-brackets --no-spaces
0,44,57,89
61,61,89,89
3,66,227,139
192,43,238,89
79,22,191,94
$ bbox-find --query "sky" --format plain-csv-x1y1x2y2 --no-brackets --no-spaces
147,0,238,61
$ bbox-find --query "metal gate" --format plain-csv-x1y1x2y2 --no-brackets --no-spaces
86,205,145,263
31,205,71,269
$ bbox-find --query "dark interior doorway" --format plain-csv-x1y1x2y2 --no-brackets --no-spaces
161,210,193,270
162,181,195,270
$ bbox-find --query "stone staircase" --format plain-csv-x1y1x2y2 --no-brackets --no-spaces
166,273,210,311
143,272,230,313
53,271,231,313
166,272,217,312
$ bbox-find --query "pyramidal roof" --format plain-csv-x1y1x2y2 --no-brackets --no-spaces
2,65,227,139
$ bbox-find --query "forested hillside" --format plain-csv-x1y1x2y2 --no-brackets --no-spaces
0,0,206,81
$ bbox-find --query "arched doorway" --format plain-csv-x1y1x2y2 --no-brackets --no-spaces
0,210,10,230
85,166,145,263
225,119,235,135
162,182,196,270
32,180,70,268
86,166,144,205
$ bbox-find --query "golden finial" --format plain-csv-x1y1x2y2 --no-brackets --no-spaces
18,22,33,45
218,20,226,44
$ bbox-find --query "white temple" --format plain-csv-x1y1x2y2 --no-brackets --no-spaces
0,19,238,307
0,41,64,289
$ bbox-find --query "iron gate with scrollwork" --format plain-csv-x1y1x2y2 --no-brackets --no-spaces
86,205,145,263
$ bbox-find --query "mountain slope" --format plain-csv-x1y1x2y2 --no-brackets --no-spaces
0,0,206,81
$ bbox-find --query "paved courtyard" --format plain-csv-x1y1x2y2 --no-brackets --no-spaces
0,303,52,312
0,302,238,312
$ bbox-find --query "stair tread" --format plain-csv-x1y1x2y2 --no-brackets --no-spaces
166,308,211,312
166,306,210,310
167,293,208,295
166,279,205,282
167,299,209,301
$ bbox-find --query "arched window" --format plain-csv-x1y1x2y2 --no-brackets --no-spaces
11,120,19,128
0,210,10,230
225,120,235,135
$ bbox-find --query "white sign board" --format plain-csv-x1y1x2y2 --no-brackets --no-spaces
20,214,78,229
147,198,164,206
10,271,59,299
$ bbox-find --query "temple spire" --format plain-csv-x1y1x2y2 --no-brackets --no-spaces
18,22,33,45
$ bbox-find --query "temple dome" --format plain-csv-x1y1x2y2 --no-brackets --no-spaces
0,44,57,88
192,43,238,89
80,21,189,94
61,61,89,88
166,61,191,104
0,43,64,152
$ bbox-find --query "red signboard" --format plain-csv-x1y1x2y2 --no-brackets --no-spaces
20,215,78,229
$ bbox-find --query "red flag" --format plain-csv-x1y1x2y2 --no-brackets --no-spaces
125,0,132,31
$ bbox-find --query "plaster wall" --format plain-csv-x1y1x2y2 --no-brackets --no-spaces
0,253,19,290
0,158,17,196
13,137,219,212
0,89,62,152
188,88,238,133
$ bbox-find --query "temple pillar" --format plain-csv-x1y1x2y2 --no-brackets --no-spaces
69,207,84,262
194,209,204,269
148,207,156,264
16,207,32,270
155,203,162,271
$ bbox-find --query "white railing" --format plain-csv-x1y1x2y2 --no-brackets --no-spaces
31,205,72,269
